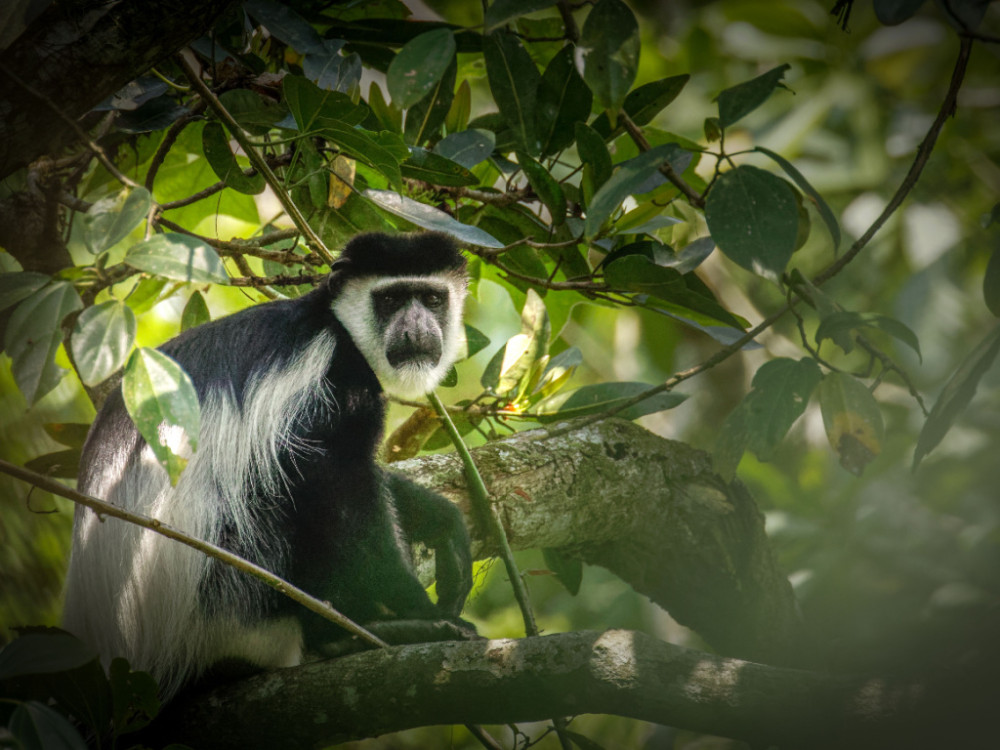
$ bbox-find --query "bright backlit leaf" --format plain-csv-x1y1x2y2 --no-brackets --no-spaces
125,234,229,285
71,300,137,386
122,347,201,486
818,371,884,475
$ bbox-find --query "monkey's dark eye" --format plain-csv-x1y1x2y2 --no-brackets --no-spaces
423,291,444,308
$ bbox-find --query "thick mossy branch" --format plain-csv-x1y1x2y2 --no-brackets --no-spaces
154,629,994,750
401,418,805,667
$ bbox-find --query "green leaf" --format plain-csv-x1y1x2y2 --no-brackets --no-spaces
403,56,457,146
914,324,1000,469
0,631,96,680
387,28,456,108
542,547,582,595
368,81,402,133
316,118,404,187
283,75,369,131
742,357,822,461
535,381,686,422
109,658,161,734
704,165,799,280
81,186,152,255
218,89,287,136
533,346,582,398
3,281,83,404
815,311,922,361
122,347,201,485
0,271,50,311
984,246,1000,317
818,371,884,476
484,0,558,32
575,122,612,203
125,234,229,285
43,422,91,448
622,74,690,126
755,146,840,252
517,152,566,225
536,45,593,157
575,0,640,113
434,129,495,169
8,700,88,750
605,255,684,298
364,189,504,248
483,30,541,155
464,325,491,359
181,291,211,331
244,0,325,53
585,143,681,238
482,290,551,398
70,301,137,386
202,121,265,195
445,79,471,133
24,449,81,478
717,63,791,129
401,147,478,186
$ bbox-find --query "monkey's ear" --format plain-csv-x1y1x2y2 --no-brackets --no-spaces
325,256,351,294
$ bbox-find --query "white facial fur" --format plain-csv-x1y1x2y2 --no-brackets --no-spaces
332,273,467,400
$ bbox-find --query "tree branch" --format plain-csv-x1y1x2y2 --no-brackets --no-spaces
152,629,996,750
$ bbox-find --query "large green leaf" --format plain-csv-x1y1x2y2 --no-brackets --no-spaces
202,121,265,195
401,147,478,186
584,143,683,238
535,381,686,422
433,129,495,169
590,74,690,137
483,30,541,155
180,291,211,331
815,310,922,361
122,347,201,485
81,186,152,255
481,290,550,398
8,700,88,750
315,118,404,187
218,89,287,136
70,301,137,387
125,234,229,285
283,75,369,131
387,28,455,108
403,58,457,146
575,122,612,203
913,324,1000,469
756,146,840,252
0,272,50,311
364,189,504,248
3,281,83,404
245,0,325,53
742,357,822,461
517,151,566,225
536,44,593,157
704,165,799,280
818,371,884,476
483,0,558,32
575,0,640,113
717,64,791,129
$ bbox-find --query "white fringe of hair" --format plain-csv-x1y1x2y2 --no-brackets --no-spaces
332,273,468,400
63,330,336,700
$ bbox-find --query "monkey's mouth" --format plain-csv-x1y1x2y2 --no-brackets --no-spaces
386,343,442,370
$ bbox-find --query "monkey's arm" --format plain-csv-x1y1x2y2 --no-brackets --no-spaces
384,471,473,618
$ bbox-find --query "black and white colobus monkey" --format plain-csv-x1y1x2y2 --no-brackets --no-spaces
62,231,474,700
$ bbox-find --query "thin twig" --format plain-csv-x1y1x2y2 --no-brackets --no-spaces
619,111,705,208
0,459,387,648
175,52,334,264
0,61,140,189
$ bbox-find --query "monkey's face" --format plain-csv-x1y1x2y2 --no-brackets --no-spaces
333,272,467,399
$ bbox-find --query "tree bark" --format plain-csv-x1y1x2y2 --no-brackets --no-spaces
0,0,235,179
154,629,995,750
403,418,806,666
